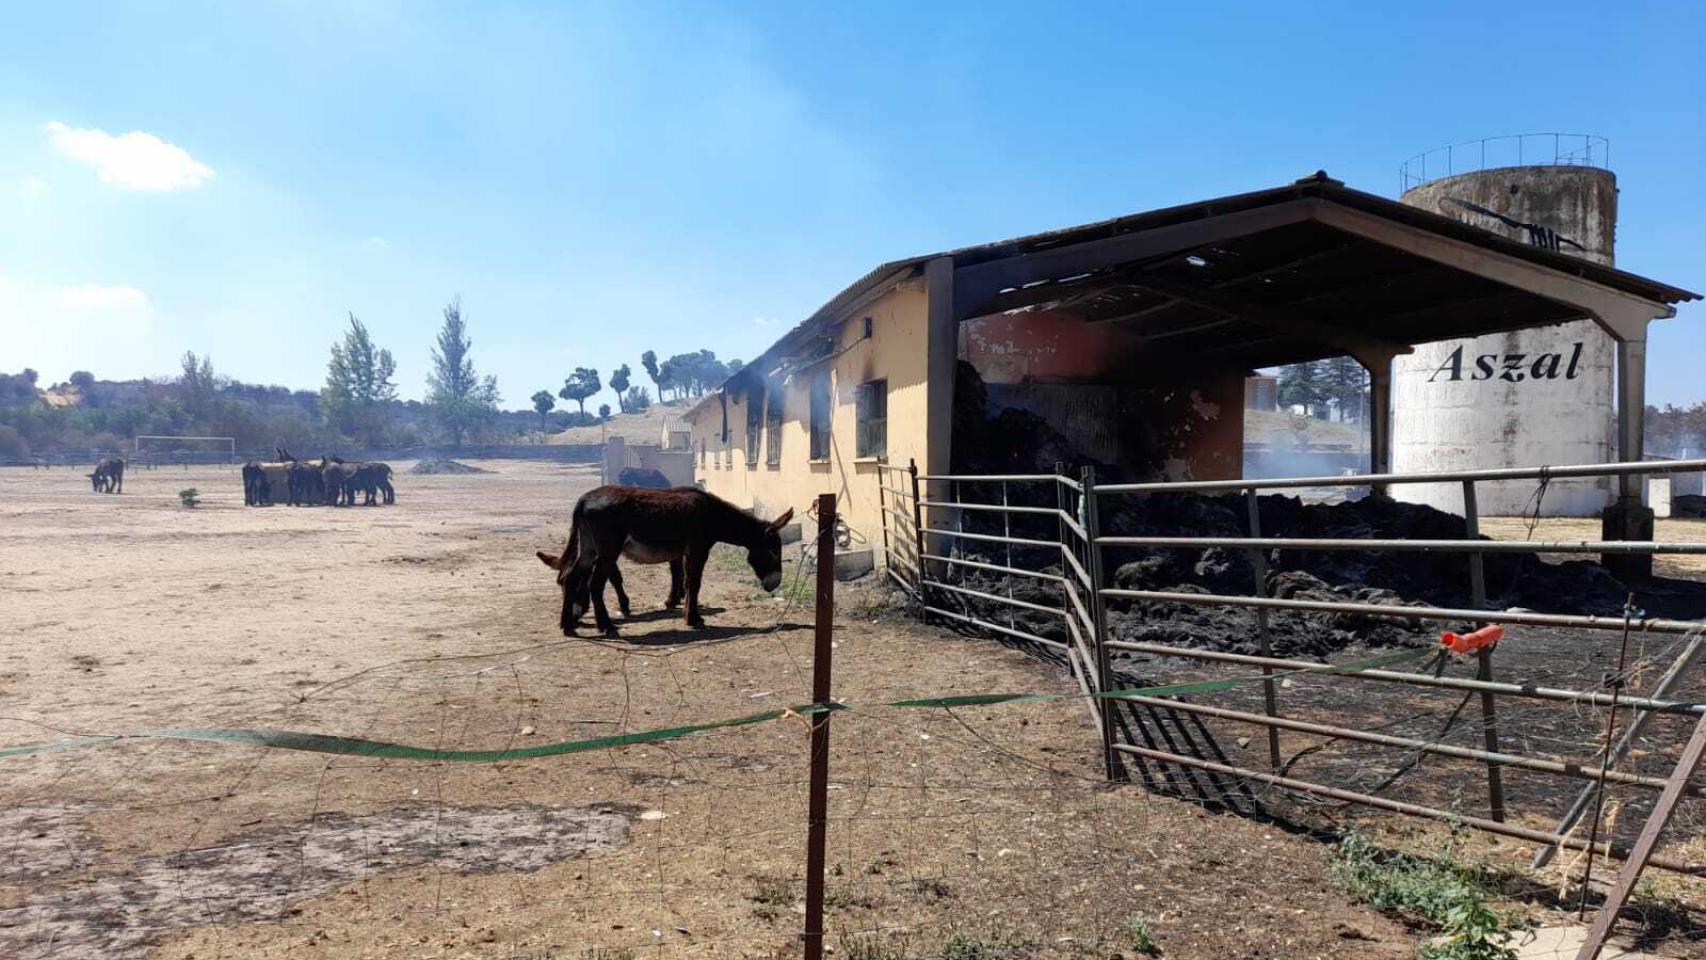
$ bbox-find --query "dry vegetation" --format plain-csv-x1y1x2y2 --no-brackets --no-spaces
0,463,1700,958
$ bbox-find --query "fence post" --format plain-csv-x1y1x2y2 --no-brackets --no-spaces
1080,466,1121,782
1245,488,1283,772
908,459,928,613
1462,479,1506,822
802,493,837,960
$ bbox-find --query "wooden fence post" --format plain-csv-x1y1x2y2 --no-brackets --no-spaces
802,493,837,960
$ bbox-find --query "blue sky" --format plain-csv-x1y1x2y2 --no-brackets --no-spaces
1,1,1701,408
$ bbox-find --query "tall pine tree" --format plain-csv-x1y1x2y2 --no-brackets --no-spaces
322,314,397,443
426,298,500,448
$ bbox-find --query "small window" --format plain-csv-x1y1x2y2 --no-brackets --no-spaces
809,372,832,460
764,388,783,466
855,379,887,459
699,439,706,469
862,316,873,339
745,392,762,466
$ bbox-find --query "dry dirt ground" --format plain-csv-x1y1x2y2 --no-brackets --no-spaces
0,462,1697,959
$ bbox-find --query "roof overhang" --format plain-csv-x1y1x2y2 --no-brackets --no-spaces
949,174,1696,371
705,172,1698,398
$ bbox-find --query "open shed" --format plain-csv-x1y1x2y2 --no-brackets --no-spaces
683,172,1697,574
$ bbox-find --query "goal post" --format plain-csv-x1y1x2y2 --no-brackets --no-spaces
133,435,238,465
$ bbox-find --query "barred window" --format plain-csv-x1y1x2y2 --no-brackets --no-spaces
765,388,783,466
745,392,762,466
809,372,832,461
855,379,887,459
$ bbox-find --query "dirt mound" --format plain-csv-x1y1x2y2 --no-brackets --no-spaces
616,466,671,488
1674,494,1706,519
408,457,490,475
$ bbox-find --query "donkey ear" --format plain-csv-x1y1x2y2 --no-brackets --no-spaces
769,508,795,530
536,550,565,571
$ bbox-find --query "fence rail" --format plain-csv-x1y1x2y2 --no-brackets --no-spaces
875,454,1706,936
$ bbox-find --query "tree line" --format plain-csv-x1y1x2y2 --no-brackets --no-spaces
528,349,745,429
0,298,525,460
1,299,760,459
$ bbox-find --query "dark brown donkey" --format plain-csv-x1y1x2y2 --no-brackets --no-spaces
536,486,793,636
88,456,125,493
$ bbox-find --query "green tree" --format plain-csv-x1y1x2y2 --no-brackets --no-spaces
322,313,398,444
598,403,612,420
531,390,556,430
1277,360,1330,419
610,364,632,412
177,352,219,420
641,350,661,400
559,367,602,417
624,386,651,412
1322,356,1369,423
657,356,680,402
426,298,500,448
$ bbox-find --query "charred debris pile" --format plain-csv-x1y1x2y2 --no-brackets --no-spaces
940,364,1627,657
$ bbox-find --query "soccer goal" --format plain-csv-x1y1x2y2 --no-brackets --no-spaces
134,435,237,465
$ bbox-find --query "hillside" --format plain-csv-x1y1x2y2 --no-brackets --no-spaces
547,402,689,445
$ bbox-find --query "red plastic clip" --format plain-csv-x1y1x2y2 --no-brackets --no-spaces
1440,624,1504,655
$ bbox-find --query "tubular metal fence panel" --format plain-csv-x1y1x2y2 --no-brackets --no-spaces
875,456,1706,896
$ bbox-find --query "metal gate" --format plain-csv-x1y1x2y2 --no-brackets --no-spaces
876,456,1706,950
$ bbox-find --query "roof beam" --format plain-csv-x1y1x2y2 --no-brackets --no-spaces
1125,273,1412,365
953,199,1320,319
1312,202,1674,340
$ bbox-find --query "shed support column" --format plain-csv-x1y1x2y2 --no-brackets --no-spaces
923,256,957,576
1357,350,1395,497
1604,335,1653,581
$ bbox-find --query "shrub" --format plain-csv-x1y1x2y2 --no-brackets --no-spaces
0,424,29,460
178,488,201,508
1126,913,1160,955
1330,833,1516,960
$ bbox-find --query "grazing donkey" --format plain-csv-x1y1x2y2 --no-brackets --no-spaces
88,456,125,494
537,486,793,636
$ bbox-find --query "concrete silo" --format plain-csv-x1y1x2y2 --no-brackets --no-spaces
1389,136,1616,515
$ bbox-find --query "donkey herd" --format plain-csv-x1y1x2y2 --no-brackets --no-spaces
241,448,396,507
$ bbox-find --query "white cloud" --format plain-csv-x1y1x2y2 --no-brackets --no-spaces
18,175,49,200
45,121,213,191
55,283,150,310
751,316,774,328
0,277,157,379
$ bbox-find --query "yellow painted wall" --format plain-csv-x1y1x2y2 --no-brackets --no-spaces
685,281,931,559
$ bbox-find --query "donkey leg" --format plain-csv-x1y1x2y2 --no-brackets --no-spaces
665,559,684,609
684,547,709,628
589,563,619,636
607,564,632,618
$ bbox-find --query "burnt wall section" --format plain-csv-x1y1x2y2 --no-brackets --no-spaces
951,360,1244,484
